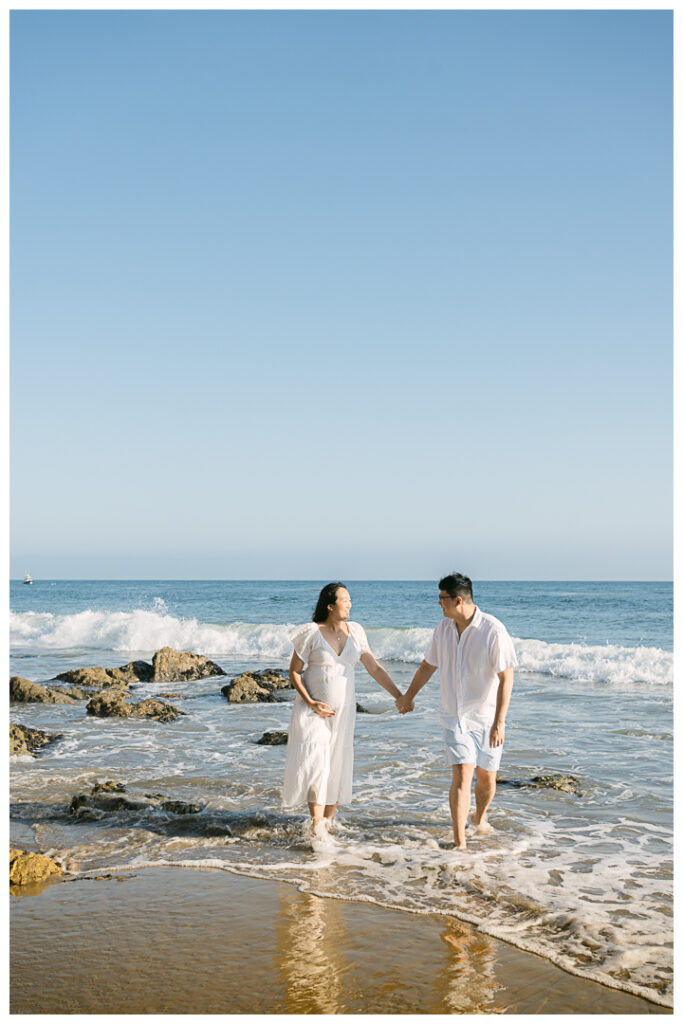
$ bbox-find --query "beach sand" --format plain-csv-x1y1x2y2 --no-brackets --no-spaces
10,866,669,1014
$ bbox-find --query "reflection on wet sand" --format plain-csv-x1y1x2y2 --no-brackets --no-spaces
274,881,503,1013
275,886,351,1012
438,917,505,1013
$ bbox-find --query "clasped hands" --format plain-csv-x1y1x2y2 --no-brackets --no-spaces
395,693,414,715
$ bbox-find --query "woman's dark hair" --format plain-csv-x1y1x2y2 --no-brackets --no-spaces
312,582,347,623
439,573,474,601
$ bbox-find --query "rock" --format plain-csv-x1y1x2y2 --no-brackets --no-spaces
150,647,226,682
256,730,288,746
222,669,292,703
86,692,131,718
159,800,201,815
69,790,201,819
108,660,153,684
10,676,79,705
10,723,62,756
85,694,184,723
132,699,184,723
530,774,581,794
70,793,148,817
57,685,97,700
55,660,155,690
356,703,368,713
10,848,62,886
158,692,183,699
91,781,126,794
496,773,581,795
55,667,120,689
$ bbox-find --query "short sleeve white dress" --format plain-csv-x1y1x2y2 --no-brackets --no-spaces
282,620,371,808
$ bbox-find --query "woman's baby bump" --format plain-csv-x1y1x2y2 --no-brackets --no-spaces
304,666,351,711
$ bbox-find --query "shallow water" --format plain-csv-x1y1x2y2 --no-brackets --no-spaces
10,579,673,1007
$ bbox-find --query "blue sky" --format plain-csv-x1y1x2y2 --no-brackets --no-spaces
10,10,672,580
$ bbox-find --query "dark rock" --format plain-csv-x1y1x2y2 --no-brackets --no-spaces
150,647,226,682
57,685,97,700
91,781,126,795
55,667,121,690
132,699,185,723
10,723,62,756
55,660,153,689
222,669,292,703
356,703,368,713
69,790,201,820
160,800,201,815
10,676,79,705
158,692,184,699
86,692,131,718
85,693,184,723
69,793,148,818
109,660,153,684
496,773,581,795
256,730,288,746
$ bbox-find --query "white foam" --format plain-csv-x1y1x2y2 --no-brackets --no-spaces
10,610,673,687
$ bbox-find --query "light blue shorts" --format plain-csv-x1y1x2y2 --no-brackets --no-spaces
444,721,503,772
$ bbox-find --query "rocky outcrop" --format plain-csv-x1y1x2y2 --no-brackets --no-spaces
497,773,581,794
10,848,62,886
55,666,118,689
91,780,126,794
69,782,201,820
10,677,79,705
222,669,292,703
150,647,226,682
10,723,62,756
86,693,184,723
108,660,154,684
257,730,288,746
54,660,152,691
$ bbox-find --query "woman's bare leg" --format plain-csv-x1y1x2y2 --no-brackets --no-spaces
308,802,324,831
323,803,337,825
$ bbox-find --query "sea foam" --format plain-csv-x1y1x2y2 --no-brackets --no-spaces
9,608,673,687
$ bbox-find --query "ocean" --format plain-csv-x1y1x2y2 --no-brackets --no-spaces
9,579,673,1007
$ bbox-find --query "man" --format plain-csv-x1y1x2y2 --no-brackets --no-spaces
396,573,517,849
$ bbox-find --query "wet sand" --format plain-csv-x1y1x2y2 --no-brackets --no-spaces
10,866,670,1014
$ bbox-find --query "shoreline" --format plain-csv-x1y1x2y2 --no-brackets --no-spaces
11,865,670,1015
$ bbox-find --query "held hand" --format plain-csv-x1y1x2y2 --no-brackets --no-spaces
395,694,414,715
310,700,335,718
489,721,505,747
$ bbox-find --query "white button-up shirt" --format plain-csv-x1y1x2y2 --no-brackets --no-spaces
424,607,518,729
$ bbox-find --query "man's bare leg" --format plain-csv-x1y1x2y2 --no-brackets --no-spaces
449,763,475,848
473,766,497,827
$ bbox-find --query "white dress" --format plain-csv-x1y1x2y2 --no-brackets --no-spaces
282,621,371,808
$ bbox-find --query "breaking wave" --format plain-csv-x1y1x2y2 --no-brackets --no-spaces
9,608,672,687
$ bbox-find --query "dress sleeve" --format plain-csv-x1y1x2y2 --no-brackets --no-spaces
291,623,317,662
489,627,518,673
348,621,371,655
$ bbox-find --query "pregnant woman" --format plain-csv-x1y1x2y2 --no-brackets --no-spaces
283,582,404,836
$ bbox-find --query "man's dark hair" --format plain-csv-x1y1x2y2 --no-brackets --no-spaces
439,573,474,602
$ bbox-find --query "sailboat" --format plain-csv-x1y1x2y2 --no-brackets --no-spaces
23,573,33,584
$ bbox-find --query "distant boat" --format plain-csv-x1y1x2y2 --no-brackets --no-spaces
23,573,33,584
